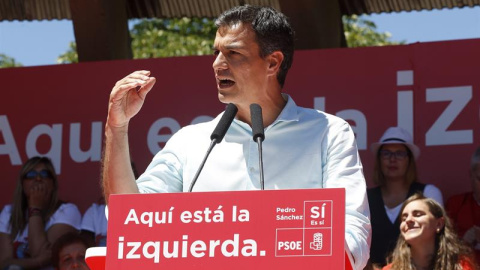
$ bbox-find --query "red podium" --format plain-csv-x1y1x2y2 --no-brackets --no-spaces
86,188,354,269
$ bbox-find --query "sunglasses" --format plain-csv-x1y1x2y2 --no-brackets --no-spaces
379,150,409,160
24,169,53,180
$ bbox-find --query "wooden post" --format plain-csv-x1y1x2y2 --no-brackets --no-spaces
69,0,133,62
278,0,346,50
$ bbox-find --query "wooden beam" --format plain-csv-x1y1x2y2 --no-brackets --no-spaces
279,0,346,49
69,0,132,62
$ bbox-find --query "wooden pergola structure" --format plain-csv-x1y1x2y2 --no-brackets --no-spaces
1,0,478,62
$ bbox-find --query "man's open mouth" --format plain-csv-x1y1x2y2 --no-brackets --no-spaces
218,78,235,88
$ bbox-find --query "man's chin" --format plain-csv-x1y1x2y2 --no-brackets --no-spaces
218,93,232,104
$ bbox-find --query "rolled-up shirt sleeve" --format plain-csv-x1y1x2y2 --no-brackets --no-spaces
323,121,371,270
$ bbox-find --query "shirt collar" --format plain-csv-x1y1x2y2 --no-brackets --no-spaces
274,93,300,123
232,94,299,129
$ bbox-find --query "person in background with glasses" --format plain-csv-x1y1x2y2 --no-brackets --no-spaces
446,146,480,264
0,157,82,270
366,127,444,269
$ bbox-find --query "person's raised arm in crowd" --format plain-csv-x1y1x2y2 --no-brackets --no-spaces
0,157,81,270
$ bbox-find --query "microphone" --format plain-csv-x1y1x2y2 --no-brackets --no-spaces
210,103,238,143
188,103,238,192
250,104,265,143
250,103,265,190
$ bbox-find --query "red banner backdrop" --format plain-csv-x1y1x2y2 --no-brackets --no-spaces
1,38,479,212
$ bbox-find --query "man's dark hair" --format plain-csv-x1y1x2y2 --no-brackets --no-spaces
215,5,295,88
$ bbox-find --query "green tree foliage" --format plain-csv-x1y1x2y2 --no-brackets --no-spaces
343,15,405,47
57,17,216,64
58,15,404,63
0,53,22,68
57,42,78,64
131,17,217,59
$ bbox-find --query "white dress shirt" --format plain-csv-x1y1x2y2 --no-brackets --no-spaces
136,94,371,269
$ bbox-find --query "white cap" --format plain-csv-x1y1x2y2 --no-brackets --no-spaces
370,127,420,160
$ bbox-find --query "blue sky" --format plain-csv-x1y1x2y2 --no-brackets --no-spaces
0,6,479,67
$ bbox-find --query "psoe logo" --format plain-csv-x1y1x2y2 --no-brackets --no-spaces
310,232,323,250
304,201,332,228
310,203,326,219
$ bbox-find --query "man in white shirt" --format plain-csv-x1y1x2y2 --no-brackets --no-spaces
102,5,370,269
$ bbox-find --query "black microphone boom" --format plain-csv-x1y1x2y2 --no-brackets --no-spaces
188,103,238,192
250,104,265,142
210,103,238,143
250,103,265,190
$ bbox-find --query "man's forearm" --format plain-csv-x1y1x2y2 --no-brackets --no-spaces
102,123,139,203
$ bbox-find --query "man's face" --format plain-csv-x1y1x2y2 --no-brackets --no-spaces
212,23,271,106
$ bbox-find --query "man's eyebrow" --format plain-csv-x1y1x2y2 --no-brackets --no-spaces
212,44,244,51
225,44,243,50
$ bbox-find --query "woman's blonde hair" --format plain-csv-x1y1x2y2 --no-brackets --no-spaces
9,156,60,239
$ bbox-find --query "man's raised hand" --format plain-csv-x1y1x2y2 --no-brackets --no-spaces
107,70,156,128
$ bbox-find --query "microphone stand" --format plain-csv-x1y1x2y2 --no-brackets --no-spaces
188,139,217,192
188,103,238,192
250,103,265,190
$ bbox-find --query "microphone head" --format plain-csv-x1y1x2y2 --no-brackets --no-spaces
210,103,238,143
250,103,265,142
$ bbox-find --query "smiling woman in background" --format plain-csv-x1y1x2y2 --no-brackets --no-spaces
383,193,477,270
367,127,444,268
0,157,81,270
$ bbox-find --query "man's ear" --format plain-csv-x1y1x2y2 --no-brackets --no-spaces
266,51,284,76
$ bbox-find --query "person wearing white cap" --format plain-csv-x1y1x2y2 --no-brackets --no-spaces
366,127,444,268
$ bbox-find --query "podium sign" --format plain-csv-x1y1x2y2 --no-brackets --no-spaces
106,188,346,269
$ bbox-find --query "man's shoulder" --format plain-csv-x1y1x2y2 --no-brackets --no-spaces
175,116,218,136
296,105,348,124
